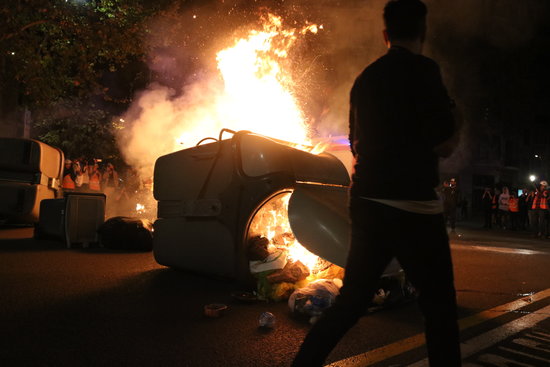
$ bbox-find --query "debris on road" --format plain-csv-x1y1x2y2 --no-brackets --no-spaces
204,303,229,318
258,311,276,328
98,216,153,251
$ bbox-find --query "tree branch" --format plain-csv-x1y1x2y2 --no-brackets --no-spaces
1,20,48,41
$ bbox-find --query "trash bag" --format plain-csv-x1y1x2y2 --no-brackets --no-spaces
249,250,287,274
288,279,343,324
98,216,153,251
247,236,270,261
267,260,309,284
367,271,417,312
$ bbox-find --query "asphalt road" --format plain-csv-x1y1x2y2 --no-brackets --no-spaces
1,220,549,367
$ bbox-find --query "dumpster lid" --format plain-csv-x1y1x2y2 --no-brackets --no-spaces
288,183,401,274
288,183,350,267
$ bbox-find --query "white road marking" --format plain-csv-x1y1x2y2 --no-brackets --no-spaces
451,243,549,256
326,288,550,367
499,345,550,363
513,334,550,353
407,304,550,367
476,353,533,366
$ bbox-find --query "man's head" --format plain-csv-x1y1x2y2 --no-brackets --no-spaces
383,0,427,43
449,178,456,187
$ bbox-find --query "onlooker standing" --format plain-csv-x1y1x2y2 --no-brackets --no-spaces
88,163,102,192
508,192,519,230
102,163,119,216
79,159,90,191
530,181,548,238
62,159,76,190
73,160,84,189
498,186,510,229
442,178,460,232
482,187,493,228
518,189,529,230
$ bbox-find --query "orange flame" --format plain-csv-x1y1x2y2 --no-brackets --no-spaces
175,13,321,150
249,192,328,273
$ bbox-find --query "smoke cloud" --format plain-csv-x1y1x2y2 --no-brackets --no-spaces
117,0,548,178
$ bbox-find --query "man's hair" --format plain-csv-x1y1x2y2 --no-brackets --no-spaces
383,0,427,41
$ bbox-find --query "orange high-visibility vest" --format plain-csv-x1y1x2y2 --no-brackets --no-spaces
508,197,519,212
532,191,549,210
89,172,101,191
62,173,75,189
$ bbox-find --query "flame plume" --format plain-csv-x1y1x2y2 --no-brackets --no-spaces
176,13,320,149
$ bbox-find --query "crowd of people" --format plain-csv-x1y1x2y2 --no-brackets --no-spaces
61,158,152,218
439,177,550,239
481,180,550,238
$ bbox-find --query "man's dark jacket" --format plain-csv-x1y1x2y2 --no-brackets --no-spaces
349,46,455,200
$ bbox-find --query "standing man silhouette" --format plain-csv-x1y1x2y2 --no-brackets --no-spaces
292,0,461,366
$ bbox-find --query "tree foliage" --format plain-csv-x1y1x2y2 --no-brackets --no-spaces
33,99,121,160
1,0,154,108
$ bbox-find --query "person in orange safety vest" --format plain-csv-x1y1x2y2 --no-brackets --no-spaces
508,192,519,230
531,181,548,237
88,163,102,192
62,159,76,190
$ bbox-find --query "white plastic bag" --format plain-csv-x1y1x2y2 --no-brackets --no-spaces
288,279,343,324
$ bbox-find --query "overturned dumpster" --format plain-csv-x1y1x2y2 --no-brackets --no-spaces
153,129,405,301
0,138,64,224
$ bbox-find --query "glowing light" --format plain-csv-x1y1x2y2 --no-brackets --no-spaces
248,192,329,273
174,13,321,151
529,175,536,182
136,203,145,214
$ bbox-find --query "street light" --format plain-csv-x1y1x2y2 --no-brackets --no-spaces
529,174,536,182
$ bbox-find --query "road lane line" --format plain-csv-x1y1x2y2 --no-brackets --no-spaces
475,353,532,366
451,243,549,256
409,304,550,366
499,345,550,364
512,335,550,354
326,288,550,367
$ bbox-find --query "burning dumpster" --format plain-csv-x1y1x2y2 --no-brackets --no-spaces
153,129,351,284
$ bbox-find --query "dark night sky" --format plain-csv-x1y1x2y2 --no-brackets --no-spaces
134,0,550,143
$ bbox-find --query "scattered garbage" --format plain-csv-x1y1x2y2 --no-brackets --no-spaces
230,291,258,303
367,271,417,313
288,272,418,323
98,216,153,251
246,234,416,318
288,279,343,324
247,235,344,302
258,311,276,328
204,303,228,318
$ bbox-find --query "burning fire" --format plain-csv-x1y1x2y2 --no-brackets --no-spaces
175,13,320,150
249,191,329,273
136,203,146,214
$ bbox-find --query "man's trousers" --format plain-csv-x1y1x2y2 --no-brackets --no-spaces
292,198,461,367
